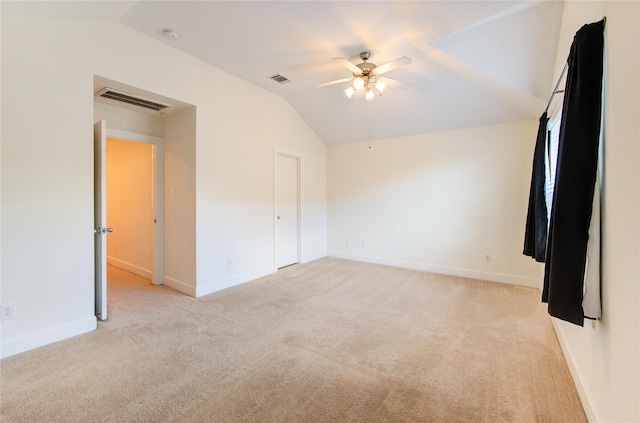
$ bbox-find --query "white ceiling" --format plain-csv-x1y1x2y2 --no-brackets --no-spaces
2,1,564,145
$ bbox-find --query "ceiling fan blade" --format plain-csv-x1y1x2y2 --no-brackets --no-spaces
315,77,353,88
374,56,412,75
333,57,362,74
379,77,412,89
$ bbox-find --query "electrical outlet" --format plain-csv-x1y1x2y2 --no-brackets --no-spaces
346,239,351,246
227,257,233,266
361,240,366,248
1,303,16,320
484,253,492,263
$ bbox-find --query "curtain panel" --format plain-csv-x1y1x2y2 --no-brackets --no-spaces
523,112,550,263
523,19,605,326
541,19,605,326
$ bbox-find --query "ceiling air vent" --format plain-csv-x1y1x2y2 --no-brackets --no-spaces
95,87,172,112
268,74,291,84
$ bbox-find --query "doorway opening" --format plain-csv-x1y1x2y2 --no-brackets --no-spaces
94,75,197,319
94,123,165,320
106,136,158,283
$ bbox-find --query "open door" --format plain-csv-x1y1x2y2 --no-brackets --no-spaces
94,120,111,320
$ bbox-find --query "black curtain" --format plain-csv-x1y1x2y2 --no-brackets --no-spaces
523,112,549,263
542,19,605,326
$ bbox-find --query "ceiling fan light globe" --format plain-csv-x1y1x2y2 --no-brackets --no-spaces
353,77,365,90
365,89,375,101
375,80,386,93
344,87,356,99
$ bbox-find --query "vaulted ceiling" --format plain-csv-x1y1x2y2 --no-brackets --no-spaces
2,1,564,145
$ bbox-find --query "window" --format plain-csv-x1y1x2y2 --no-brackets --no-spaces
544,105,563,225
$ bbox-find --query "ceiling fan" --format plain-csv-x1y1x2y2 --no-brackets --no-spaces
316,51,412,101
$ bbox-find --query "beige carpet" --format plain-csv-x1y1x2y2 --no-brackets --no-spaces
1,258,586,422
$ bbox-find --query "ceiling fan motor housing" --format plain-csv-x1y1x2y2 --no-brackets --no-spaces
356,51,376,76
356,62,376,76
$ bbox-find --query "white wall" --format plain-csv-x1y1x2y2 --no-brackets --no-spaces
548,2,639,422
328,120,541,287
1,16,98,357
0,15,327,357
193,75,328,297
163,107,197,294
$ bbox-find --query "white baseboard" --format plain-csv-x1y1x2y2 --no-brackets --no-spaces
551,319,600,423
301,253,327,264
195,267,276,298
107,256,152,280
163,266,277,298
163,275,196,297
0,316,97,359
328,251,539,288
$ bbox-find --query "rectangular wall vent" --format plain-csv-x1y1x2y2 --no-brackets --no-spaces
95,87,172,111
268,74,291,84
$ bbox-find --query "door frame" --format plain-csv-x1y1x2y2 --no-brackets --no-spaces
274,150,302,269
106,128,164,285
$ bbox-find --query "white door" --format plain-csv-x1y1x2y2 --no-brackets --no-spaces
275,154,299,268
94,121,110,320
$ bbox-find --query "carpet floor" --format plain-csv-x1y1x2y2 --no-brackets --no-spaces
0,258,586,422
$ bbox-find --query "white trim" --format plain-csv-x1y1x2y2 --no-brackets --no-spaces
301,254,326,264
328,251,539,288
195,267,276,298
151,142,164,286
163,276,196,297
0,317,97,359
107,256,152,280
106,128,162,145
551,319,600,423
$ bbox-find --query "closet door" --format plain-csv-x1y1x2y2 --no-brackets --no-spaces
275,153,299,269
